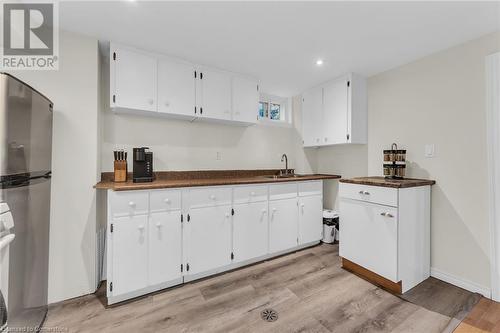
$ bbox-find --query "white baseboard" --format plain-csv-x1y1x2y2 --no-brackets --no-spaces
431,267,491,298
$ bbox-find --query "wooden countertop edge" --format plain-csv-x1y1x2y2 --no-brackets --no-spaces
94,174,341,191
339,177,436,188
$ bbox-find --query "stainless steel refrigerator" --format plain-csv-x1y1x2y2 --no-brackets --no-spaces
0,73,52,330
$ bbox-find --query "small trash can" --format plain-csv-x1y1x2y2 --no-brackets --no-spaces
322,210,339,243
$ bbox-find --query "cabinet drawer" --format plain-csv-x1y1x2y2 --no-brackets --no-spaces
110,190,149,218
233,185,268,204
339,183,398,207
339,199,398,282
298,181,323,197
150,189,181,212
269,183,297,201
187,187,232,209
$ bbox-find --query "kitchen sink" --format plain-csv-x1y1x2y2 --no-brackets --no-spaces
261,174,309,179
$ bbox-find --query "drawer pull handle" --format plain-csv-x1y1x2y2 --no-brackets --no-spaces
164,198,170,204
381,212,394,218
128,201,136,207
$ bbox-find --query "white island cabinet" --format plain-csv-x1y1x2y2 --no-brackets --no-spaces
104,180,325,304
339,179,434,294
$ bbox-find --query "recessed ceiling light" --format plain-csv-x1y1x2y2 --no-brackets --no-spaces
316,59,324,66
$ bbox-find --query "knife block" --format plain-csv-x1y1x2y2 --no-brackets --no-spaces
114,160,127,182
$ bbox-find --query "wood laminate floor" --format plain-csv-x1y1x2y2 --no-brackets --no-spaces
454,298,500,333
43,244,480,333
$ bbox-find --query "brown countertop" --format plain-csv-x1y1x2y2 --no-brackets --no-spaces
94,169,341,191
339,176,435,188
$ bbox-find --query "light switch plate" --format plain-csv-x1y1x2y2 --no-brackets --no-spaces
425,144,435,158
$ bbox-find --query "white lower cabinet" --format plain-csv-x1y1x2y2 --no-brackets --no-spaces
339,182,431,293
233,201,268,263
184,205,232,276
269,198,299,253
340,199,398,282
111,215,149,297
106,180,324,304
298,195,324,245
148,211,183,286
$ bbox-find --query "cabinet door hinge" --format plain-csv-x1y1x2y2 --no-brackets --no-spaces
200,107,203,114
297,237,299,244
110,224,114,233
186,263,190,271
347,134,350,141
181,214,183,223
113,52,116,61
231,252,234,260
231,208,234,216
109,282,113,292
200,72,203,79
347,81,350,87
194,106,197,114
187,214,190,222
194,71,197,78
257,85,259,91
112,95,116,103
181,264,183,272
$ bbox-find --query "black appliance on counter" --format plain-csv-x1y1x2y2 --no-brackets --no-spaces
133,147,153,183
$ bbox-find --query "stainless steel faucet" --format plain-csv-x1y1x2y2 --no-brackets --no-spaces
281,153,289,175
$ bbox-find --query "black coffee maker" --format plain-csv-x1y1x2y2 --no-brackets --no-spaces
133,147,153,183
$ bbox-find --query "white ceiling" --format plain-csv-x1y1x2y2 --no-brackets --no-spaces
59,1,499,97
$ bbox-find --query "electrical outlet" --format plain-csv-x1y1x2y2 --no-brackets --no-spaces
425,144,435,158
216,152,222,160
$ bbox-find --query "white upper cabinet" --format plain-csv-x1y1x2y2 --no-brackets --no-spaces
111,45,157,112
109,42,258,126
302,73,367,147
157,58,196,118
302,87,323,147
323,78,348,145
196,67,232,120
232,76,259,124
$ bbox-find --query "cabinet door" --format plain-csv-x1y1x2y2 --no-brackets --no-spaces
298,195,323,244
158,59,195,117
339,199,398,282
269,198,298,253
233,201,268,263
113,46,157,112
185,205,232,275
198,68,232,120
302,87,323,147
111,215,148,296
322,78,348,145
232,76,258,123
148,211,182,286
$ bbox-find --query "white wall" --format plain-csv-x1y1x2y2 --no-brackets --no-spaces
8,31,100,303
312,31,500,292
101,113,299,172
367,31,500,291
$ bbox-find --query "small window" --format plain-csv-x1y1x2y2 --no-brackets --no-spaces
270,103,281,120
258,94,287,123
259,101,269,118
